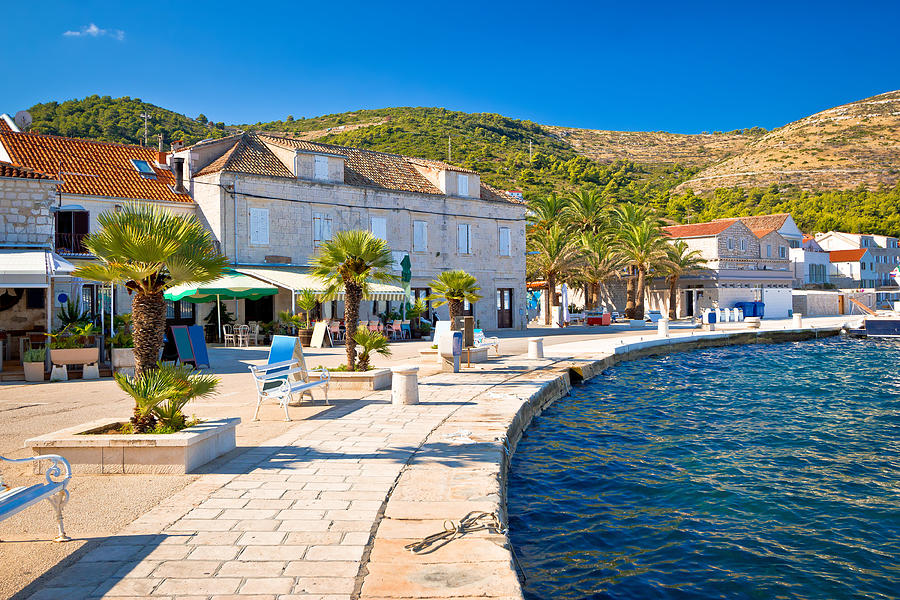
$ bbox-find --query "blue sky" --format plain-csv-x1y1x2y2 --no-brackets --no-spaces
4,0,899,133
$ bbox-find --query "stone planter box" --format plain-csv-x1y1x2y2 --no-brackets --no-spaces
25,417,240,474
419,348,439,362
23,361,45,382
111,347,135,375
420,347,489,363
50,347,100,365
307,368,391,391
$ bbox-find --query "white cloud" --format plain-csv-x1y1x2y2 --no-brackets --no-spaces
63,23,125,41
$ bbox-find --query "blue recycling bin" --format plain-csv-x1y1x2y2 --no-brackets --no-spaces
755,301,765,318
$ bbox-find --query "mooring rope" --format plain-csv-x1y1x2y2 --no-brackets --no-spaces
404,511,502,554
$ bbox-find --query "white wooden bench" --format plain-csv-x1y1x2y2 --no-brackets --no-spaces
0,454,72,542
249,359,330,421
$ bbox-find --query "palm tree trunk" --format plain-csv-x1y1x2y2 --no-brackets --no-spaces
668,276,679,320
624,267,636,319
634,267,647,320
544,272,556,325
448,299,463,323
583,283,590,311
344,280,362,370
132,290,165,377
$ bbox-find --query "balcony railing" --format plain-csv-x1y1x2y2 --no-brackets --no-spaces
55,232,89,255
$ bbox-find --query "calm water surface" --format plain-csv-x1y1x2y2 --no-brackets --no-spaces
508,337,900,599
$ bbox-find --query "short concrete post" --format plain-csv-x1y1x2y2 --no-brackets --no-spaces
657,317,669,338
391,366,419,405
82,363,100,380
49,364,68,382
528,337,544,359
792,313,803,329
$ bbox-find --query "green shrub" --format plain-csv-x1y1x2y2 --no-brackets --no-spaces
23,348,45,362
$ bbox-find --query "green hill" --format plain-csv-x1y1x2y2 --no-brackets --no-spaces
28,95,231,147
19,95,900,237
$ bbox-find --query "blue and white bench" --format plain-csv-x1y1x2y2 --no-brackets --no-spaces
0,455,72,542
474,329,501,356
249,360,330,421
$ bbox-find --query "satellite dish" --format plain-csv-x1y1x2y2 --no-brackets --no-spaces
14,110,32,130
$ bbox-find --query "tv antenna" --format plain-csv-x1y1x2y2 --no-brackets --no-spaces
140,112,151,146
14,110,32,131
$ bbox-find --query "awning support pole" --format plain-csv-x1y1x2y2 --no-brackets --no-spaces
217,294,222,343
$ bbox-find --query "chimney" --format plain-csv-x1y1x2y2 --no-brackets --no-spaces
156,134,167,166
172,157,187,194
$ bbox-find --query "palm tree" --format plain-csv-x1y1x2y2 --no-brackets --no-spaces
73,204,228,376
663,240,707,320
617,219,670,320
428,270,482,322
564,189,607,234
310,230,396,370
577,232,624,310
612,203,659,319
352,328,392,371
527,192,570,233
527,224,580,324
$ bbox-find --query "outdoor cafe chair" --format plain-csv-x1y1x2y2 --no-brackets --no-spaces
237,324,251,347
222,324,236,347
400,320,412,339
329,321,343,342
367,321,379,333
389,321,402,340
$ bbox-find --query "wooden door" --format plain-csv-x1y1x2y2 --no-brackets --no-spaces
497,288,513,328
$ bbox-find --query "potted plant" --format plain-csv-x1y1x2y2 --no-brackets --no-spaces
295,289,318,346
204,300,235,342
108,325,135,374
407,298,426,338
419,320,432,340
47,323,100,368
22,347,46,382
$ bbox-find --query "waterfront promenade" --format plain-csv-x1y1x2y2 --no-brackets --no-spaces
3,317,853,600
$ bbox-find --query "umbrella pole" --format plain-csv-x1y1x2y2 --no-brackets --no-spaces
217,294,222,343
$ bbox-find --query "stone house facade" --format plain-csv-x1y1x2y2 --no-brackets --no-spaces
177,133,527,330
657,217,794,318
816,231,900,289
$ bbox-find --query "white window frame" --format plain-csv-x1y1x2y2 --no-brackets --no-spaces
249,207,269,245
314,155,329,180
371,216,387,241
457,223,471,254
458,174,469,197
779,246,787,259
313,212,333,249
499,226,511,257
413,220,428,253
739,238,746,251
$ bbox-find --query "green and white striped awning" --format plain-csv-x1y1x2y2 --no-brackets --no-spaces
164,272,279,303
236,266,406,301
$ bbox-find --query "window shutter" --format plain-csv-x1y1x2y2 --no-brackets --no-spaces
250,208,269,245
458,174,469,196
314,155,328,179
413,221,427,252
371,217,387,240
458,224,468,254
499,227,511,256
313,214,322,242
323,216,332,240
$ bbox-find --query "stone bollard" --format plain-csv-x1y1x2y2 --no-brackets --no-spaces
391,366,419,405
657,317,669,338
792,313,803,329
528,337,544,359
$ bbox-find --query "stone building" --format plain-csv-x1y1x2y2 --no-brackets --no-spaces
0,130,196,332
176,133,527,330
0,161,73,362
657,217,794,318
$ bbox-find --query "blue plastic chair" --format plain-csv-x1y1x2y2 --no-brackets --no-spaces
267,335,298,366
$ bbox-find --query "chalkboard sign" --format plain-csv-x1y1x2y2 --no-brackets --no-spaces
310,321,333,348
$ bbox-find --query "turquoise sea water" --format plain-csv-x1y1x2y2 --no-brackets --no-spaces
508,337,900,599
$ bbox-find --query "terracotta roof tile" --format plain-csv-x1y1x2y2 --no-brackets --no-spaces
663,219,738,238
722,213,792,231
195,136,293,178
751,227,778,238
0,161,53,180
0,130,192,203
202,133,518,203
830,249,868,263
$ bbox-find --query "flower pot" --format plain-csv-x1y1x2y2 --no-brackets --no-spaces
111,347,135,372
50,347,100,365
298,328,315,347
23,361,45,382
